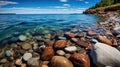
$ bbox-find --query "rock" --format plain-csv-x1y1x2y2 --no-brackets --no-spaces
64,32,76,38
58,36,66,40
15,59,22,65
50,56,73,67
5,50,13,57
22,43,32,50
19,35,27,41
0,58,7,63
21,63,26,67
45,40,54,46
27,58,40,67
64,53,71,58
22,53,32,61
87,30,98,36
90,42,120,67
41,65,49,67
41,46,54,61
71,38,78,42
0,49,5,58
97,35,112,46
56,50,65,56
76,40,89,48
64,46,77,53
54,40,67,49
32,52,40,60
76,33,85,37
70,53,90,67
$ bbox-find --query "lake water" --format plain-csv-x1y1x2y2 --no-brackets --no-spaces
0,14,98,46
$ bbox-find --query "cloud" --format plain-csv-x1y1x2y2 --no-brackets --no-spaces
77,0,84,1
85,1,89,4
0,1,18,6
63,4,70,7
53,4,70,9
0,7,84,14
60,0,68,2
54,6,67,8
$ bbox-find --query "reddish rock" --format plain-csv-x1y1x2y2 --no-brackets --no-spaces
87,31,98,36
45,40,54,46
21,63,26,67
71,38,78,42
97,35,112,46
69,53,90,67
65,32,76,38
41,46,54,61
77,33,85,37
54,40,67,49
76,40,89,48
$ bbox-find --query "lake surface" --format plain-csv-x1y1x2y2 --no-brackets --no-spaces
0,14,98,46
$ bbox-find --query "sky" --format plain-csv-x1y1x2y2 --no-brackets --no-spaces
0,0,101,14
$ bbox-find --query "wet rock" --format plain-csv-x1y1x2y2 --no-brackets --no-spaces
41,65,49,67
21,63,26,67
64,46,77,53
5,50,13,57
32,52,40,60
41,46,54,61
0,58,7,63
22,43,32,50
50,56,73,67
54,40,67,49
27,58,40,67
3,62,13,67
58,36,66,40
76,33,85,37
15,59,22,66
70,53,90,67
56,50,65,56
45,40,54,46
0,49,5,58
64,53,71,58
71,38,78,42
87,30,98,36
19,35,27,41
97,35,112,46
76,40,89,48
23,53,32,61
64,32,76,38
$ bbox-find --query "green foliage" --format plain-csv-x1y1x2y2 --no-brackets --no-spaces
91,0,120,9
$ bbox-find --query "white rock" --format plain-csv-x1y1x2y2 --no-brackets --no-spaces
90,42,120,67
56,50,65,56
19,35,27,41
23,53,32,61
64,46,77,53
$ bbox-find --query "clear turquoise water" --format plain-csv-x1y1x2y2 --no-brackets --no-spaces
0,14,98,46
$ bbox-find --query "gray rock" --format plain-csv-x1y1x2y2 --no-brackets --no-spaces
56,50,65,56
64,46,77,53
19,35,27,41
23,53,32,61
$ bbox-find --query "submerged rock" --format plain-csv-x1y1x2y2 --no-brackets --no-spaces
54,40,67,49
23,53,32,61
15,59,22,66
56,50,65,56
64,46,77,53
5,50,13,57
27,58,40,67
50,56,73,67
19,35,27,41
22,43,32,50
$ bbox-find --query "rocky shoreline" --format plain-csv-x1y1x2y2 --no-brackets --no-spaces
0,13,120,67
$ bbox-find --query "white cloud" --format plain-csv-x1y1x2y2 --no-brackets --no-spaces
54,6,67,8
0,1,18,6
60,0,68,2
85,1,89,4
63,4,70,7
0,7,84,14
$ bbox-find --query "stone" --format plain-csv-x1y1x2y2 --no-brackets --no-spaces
50,56,73,67
64,53,71,58
87,30,98,36
5,50,13,57
32,52,40,60
64,32,76,38
58,36,66,40
19,35,27,41
0,58,7,63
22,43,32,50
41,46,54,61
71,38,78,42
21,63,26,67
22,53,32,61
0,49,5,58
76,33,85,37
41,65,48,67
56,50,65,56
64,46,77,53
76,40,89,48
54,40,67,49
70,53,90,67
45,40,54,46
97,35,112,46
27,58,40,67
15,59,22,65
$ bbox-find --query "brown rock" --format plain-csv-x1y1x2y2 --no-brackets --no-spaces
87,31,98,36
22,43,32,50
0,58,7,63
21,63,26,67
97,35,112,46
50,56,73,67
69,53,90,67
71,38,78,42
15,59,22,66
54,40,67,49
76,40,89,48
27,58,40,67
45,40,54,46
65,32,76,38
41,46,54,61
77,33,85,37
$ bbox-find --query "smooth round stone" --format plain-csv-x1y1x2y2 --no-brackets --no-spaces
54,40,67,49
19,35,27,41
64,46,77,53
41,65,48,67
22,43,32,50
21,63,26,67
5,50,12,57
56,50,65,56
58,36,66,40
27,58,39,67
15,59,22,65
23,53,32,61
50,56,73,67
0,58,7,63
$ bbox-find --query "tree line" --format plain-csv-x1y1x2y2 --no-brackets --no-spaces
91,0,120,9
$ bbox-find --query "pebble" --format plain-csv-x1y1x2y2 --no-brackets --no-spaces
50,56,73,67
56,50,65,56
27,58,40,67
41,46,54,61
21,63,26,67
19,35,27,41
76,40,89,48
54,40,67,49
64,46,77,53
64,32,76,38
22,43,32,50
0,58,7,63
22,53,32,61
58,36,66,40
15,59,22,65
5,50,13,57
